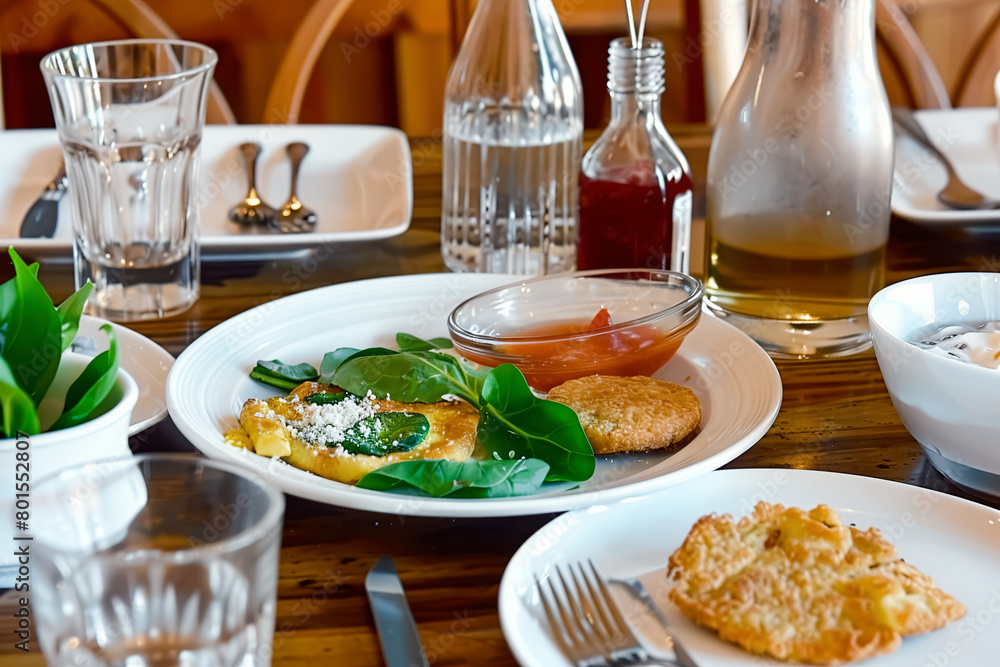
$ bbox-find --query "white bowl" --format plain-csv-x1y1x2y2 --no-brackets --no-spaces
869,272,1000,497
0,352,138,584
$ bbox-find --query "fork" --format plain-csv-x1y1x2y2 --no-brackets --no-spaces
536,560,688,667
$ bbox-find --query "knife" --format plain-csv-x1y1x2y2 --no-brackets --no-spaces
19,161,68,238
365,555,430,667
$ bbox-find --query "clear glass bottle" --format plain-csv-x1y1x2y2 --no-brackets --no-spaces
704,0,893,359
578,38,692,273
441,0,583,275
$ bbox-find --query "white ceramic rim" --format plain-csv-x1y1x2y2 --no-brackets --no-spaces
166,273,782,517
868,271,1000,381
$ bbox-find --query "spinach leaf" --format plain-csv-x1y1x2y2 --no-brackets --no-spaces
333,349,488,406
318,347,359,384
49,324,119,431
396,333,452,352
248,368,300,392
356,458,549,498
3,249,61,404
257,360,318,381
304,392,347,405
0,356,40,437
249,359,318,391
56,282,94,352
478,364,595,483
340,412,429,456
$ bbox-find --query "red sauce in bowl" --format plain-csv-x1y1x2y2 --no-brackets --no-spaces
459,308,693,391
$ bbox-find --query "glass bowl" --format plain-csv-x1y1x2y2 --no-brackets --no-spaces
447,269,703,391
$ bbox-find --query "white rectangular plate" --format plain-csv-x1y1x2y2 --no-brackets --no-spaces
892,107,1000,227
0,124,412,258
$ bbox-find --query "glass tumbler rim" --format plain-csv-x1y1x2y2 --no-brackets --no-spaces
39,38,219,84
31,452,285,562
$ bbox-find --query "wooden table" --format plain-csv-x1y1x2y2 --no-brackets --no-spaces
4,125,1000,666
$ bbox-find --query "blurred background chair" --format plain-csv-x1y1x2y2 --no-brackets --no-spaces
2,0,999,132
875,0,951,109
953,8,1000,106
0,0,236,127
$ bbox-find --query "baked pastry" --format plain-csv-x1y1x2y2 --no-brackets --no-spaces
667,502,966,664
547,375,701,453
226,382,478,484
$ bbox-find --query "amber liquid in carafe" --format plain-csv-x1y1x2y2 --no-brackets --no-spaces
706,213,887,322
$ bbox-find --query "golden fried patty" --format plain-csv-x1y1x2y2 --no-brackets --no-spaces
667,502,966,665
547,375,701,454
226,382,478,484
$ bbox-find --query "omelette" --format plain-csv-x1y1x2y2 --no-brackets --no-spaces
667,502,965,664
226,381,479,484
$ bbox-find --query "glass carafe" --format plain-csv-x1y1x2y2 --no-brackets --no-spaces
441,0,583,275
704,0,893,359
578,38,693,273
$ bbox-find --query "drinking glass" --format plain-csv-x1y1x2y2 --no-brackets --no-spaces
40,39,217,321
31,454,284,667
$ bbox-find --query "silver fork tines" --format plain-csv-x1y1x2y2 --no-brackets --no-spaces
537,560,675,667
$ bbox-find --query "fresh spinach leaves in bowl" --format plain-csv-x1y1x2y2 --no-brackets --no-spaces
246,333,595,498
0,247,119,437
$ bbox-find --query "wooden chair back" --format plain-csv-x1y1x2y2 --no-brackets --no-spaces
954,8,1000,106
875,0,952,109
263,0,356,124
88,0,237,124
0,0,237,128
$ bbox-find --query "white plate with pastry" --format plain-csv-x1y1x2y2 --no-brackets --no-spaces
167,273,782,517
499,467,1000,666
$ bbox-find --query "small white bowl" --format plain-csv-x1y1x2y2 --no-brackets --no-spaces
0,352,138,583
869,272,1000,497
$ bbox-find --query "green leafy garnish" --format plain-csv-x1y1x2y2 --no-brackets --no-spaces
4,249,62,404
396,333,452,352
0,356,40,436
56,282,94,352
356,458,549,498
0,247,117,437
478,364,595,483
340,412,430,456
304,392,347,405
50,325,119,431
318,347,359,384
249,359,319,391
332,344,489,406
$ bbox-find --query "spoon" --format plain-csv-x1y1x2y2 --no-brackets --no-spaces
271,142,317,233
892,106,1000,210
229,142,277,226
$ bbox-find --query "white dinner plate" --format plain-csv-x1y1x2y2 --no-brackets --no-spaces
76,315,173,435
892,107,1000,227
0,124,412,258
166,273,782,517
499,468,1000,666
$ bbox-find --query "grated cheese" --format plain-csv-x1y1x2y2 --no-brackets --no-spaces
285,391,378,446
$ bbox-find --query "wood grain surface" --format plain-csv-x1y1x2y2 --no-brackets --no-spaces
3,126,1000,666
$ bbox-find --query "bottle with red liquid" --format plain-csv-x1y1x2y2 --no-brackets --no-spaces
578,38,693,273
